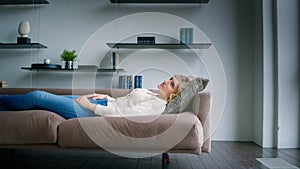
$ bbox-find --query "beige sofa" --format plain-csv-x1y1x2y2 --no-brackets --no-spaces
0,88,211,168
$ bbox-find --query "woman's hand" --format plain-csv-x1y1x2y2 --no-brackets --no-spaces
75,96,97,112
83,93,108,100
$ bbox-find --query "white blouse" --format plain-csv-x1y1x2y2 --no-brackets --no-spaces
94,88,167,117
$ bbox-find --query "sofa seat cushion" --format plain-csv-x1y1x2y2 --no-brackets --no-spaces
58,112,203,153
0,110,65,144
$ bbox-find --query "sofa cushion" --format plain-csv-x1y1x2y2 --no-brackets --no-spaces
0,110,65,144
58,112,203,153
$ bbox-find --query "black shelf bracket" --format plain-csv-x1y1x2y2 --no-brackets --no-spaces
0,0,49,5
21,67,124,73
110,0,209,3
0,43,47,49
107,43,212,49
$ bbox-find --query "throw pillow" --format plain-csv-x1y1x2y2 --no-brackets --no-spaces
162,77,209,114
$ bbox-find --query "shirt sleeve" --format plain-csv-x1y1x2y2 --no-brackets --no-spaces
94,98,166,117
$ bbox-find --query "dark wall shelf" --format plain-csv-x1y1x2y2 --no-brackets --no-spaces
107,43,211,49
0,0,49,5
21,67,124,73
0,43,47,49
110,0,209,3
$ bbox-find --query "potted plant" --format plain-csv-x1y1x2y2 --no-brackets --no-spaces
60,49,77,69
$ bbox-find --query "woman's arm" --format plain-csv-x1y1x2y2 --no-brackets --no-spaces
75,93,114,111
82,93,108,100
94,98,166,116
75,95,163,116
75,96,97,112
76,90,166,116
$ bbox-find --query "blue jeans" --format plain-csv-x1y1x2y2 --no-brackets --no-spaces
0,90,107,119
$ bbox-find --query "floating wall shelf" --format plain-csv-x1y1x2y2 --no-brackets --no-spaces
0,0,49,5
21,67,124,73
110,0,209,3
0,43,47,49
107,43,212,49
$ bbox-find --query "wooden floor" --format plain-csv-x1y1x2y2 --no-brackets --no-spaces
0,141,299,169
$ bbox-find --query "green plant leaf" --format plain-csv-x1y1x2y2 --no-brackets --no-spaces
60,49,77,61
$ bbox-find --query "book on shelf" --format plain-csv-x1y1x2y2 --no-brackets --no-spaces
180,28,193,44
119,75,131,89
0,81,8,88
134,75,142,89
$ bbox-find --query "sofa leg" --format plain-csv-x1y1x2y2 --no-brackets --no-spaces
9,148,15,169
162,153,170,169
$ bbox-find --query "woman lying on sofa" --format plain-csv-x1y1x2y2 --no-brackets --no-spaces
0,75,194,119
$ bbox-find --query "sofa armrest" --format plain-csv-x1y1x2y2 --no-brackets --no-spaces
0,110,65,144
192,91,211,153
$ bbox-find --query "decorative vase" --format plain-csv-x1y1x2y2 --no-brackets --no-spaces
44,59,51,64
65,61,73,69
18,21,30,37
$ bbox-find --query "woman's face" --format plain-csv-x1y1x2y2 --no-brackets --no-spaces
157,77,179,98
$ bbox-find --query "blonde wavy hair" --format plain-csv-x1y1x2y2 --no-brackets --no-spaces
165,75,195,103
166,92,180,103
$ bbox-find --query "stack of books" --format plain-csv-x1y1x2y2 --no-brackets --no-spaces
180,28,194,44
118,75,142,89
118,75,133,89
0,81,8,88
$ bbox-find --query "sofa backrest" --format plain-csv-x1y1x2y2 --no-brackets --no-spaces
0,88,129,96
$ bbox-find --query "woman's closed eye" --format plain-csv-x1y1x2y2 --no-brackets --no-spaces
171,81,175,88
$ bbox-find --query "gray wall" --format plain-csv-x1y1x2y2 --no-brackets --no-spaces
276,0,299,148
1,0,297,146
253,0,300,148
200,0,255,141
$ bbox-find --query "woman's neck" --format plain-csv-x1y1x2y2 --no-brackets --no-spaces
157,93,166,100
147,90,167,100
